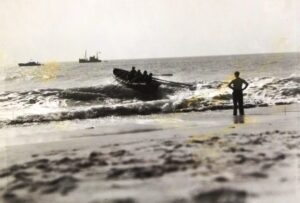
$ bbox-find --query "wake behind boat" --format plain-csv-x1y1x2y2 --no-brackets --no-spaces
113,68,160,92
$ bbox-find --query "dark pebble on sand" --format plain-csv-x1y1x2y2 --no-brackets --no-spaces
107,164,181,180
3,192,16,199
174,144,183,149
191,140,205,144
130,166,164,179
9,182,30,191
97,159,108,166
214,176,229,182
261,163,274,170
55,157,73,165
42,176,78,195
273,153,286,161
14,172,33,181
0,170,11,178
28,99,36,104
76,161,93,168
91,198,136,203
257,153,266,157
107,168,126,179
110,150,128,157
36,163,51,172
291,135,300,139
245,172,268,179
210,136,220,142
122,158,143,165
193,188,247,203
29,159,49,166
226,147,237,153
89,151,102,160
9,164,26,173
226,147,252,153
164,156,195,165
251,137,265,145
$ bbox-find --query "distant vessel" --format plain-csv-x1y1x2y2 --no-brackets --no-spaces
79,51,101,63
18,61,42,67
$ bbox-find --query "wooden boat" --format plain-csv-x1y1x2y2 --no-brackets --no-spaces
113,68,161,92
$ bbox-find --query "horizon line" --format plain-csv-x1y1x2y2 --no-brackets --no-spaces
4,51,299,66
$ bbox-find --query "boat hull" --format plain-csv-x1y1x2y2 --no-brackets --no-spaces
79,59,101,63
18,62,42,67
113,68,160,93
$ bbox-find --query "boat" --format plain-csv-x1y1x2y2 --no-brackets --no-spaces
79,51,101,63
113,68,161,92
18,61,42,67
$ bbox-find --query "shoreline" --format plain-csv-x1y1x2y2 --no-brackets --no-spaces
0,104,299,202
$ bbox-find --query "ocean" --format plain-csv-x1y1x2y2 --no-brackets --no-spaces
0,52,299,147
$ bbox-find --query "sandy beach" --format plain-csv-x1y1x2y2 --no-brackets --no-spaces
0,104,299,203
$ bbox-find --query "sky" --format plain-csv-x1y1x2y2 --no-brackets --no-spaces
0,0,299,64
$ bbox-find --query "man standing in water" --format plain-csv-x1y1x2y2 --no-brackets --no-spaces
228,71,249,115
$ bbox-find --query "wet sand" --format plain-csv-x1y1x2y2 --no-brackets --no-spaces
0,104,299,203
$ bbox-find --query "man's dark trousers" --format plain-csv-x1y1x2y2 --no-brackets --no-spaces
233,90,244,115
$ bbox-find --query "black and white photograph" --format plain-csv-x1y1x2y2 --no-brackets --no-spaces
0,0,299,202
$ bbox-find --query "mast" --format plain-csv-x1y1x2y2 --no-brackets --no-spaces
85,50,87,59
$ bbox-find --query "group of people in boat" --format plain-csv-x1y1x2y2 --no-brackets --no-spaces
120,66,249,116
127,66,153,83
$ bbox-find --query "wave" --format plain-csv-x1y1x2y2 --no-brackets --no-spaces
0,74,299,125
5,100,258,125
61,84,176,100
0,84,176,106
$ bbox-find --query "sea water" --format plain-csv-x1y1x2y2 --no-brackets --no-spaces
0,52,299,147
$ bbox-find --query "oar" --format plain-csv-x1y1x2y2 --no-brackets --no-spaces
153,73,173,77
153,78,194,88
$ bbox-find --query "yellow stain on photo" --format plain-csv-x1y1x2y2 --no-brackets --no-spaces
14,61,60,83
37,62,60,82
188,114,257,159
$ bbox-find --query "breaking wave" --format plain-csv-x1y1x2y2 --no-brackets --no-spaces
1,74,299,125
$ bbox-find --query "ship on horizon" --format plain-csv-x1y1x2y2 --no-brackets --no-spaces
79,51,101,63
18,60,43,67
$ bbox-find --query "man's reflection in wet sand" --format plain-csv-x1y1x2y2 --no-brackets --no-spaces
233,115,245,124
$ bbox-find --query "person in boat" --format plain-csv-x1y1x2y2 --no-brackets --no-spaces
146,73,153,83
228,71,249,116
132,70,142,82
142,71,148,82
128,66,137,81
